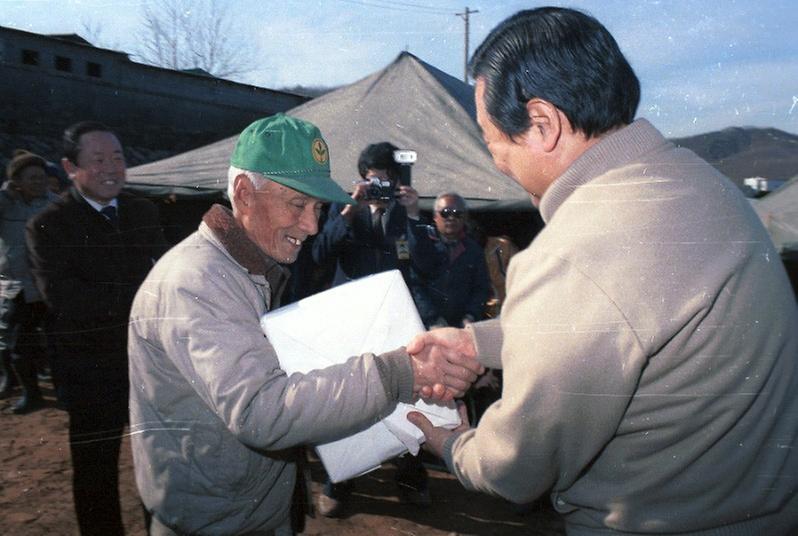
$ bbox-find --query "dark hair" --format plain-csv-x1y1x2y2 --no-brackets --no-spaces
357,142,400,179
62,121,115,164
469,7,640,139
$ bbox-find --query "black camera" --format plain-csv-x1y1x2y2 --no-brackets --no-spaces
363,177,394,202
360,149,417,201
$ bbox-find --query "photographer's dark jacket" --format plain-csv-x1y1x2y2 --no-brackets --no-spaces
312,201,442,288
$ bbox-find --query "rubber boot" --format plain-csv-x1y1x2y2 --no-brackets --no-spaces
0,349,18,399
10,356,43,414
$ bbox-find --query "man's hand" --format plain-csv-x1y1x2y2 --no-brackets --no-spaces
407,401,471,458
340,181,372,221
396,185,420,218
407,328,483,400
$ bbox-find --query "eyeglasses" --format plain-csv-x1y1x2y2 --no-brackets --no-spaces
438,208,464,219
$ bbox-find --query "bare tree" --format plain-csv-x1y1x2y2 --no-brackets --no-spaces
137,0,257,79
80,17,121,50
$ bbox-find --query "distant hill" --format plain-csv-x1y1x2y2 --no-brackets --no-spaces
671,127,798,189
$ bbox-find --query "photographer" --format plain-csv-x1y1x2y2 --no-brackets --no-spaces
312,141,441,287
311,141,444,516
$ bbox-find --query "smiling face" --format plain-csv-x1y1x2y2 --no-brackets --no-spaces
239,177,322,264
64,130,126,204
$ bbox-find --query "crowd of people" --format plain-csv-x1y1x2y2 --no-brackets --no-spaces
2,5,797,536
1,109,495,536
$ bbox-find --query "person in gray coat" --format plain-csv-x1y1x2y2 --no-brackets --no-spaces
128,114,482,536
0,150,58,413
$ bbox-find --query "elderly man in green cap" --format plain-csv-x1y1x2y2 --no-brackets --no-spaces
127,114,482,536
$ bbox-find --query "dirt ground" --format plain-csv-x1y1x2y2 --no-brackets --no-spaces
1,381,565,536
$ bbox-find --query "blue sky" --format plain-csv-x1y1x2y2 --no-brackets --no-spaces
3,0,797,137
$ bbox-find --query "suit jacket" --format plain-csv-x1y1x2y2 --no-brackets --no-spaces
26,187,169,410
312,202,442,288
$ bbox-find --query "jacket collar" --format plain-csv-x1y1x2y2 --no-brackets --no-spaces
538,119,669,223
202,204,290,299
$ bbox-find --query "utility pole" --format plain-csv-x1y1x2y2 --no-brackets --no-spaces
456,7,479,83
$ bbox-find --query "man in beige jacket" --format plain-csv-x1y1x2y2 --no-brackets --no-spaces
409,7,798,535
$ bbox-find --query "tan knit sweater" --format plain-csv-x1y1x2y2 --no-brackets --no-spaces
447,119,798,534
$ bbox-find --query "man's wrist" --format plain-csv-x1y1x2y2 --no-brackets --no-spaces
441,430,465,472
374,349,415,402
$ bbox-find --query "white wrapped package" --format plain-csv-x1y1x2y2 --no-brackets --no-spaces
260,269,460,482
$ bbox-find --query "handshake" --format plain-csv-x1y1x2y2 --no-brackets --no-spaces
405,326,480,458
406,327,481,401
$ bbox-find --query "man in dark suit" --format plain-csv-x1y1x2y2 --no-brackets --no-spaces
311,142,442,516
312,142,442,288
27,121,168,536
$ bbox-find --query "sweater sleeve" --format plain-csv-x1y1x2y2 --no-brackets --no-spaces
448,252,647,504
467,318,503,369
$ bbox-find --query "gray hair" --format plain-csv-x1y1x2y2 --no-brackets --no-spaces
227,165,270,210
435,192,467,212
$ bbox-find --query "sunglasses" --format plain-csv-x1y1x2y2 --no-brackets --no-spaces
438,208,464,220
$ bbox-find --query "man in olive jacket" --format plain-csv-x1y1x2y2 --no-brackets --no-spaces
128,115,482,536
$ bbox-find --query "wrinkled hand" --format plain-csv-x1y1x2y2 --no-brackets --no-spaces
407,327,483,400
407,401,471,458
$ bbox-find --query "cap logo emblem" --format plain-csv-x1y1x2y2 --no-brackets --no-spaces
311,138,329,165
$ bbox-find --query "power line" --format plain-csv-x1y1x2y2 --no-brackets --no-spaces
331,0,455,15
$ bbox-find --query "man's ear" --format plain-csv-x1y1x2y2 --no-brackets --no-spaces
525,99,562,153
61,157,77,178
232,173,254,211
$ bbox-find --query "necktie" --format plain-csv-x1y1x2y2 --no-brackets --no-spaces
372,208,385,241
101,205,119,229
372,208,385,268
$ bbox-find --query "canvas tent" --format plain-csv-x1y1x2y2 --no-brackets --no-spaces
126,52,532,212
752,175,798,253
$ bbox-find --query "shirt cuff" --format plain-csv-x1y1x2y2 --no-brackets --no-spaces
442,430,467,473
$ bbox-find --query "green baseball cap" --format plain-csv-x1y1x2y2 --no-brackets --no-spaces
230,114,355,205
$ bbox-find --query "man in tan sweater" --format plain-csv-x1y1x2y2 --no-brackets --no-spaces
408,7,798,535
